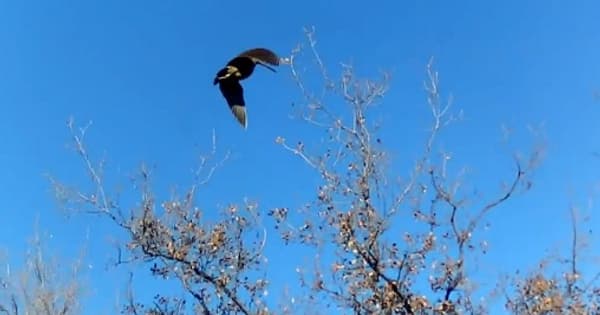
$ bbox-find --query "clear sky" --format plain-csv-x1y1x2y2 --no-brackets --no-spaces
1,0,599,313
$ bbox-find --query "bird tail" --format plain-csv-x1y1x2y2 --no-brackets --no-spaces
231,105,248,129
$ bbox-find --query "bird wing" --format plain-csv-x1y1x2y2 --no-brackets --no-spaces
218,79,247,128
237,48,280,66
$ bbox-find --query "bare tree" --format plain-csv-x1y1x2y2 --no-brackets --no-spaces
49,124,269,314
46,27,600,315
269,27,544,314
504,203,600,314
0,226,85,315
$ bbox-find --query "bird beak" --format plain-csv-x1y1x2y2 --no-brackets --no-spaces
258,61,277,73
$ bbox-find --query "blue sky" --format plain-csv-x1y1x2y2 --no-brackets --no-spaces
1,0,599,313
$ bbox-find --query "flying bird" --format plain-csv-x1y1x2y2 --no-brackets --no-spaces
213,48,280,128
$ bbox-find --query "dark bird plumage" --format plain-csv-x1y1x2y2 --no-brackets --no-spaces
213,48,280,128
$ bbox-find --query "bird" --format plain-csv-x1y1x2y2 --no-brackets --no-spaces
213,48,280,128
